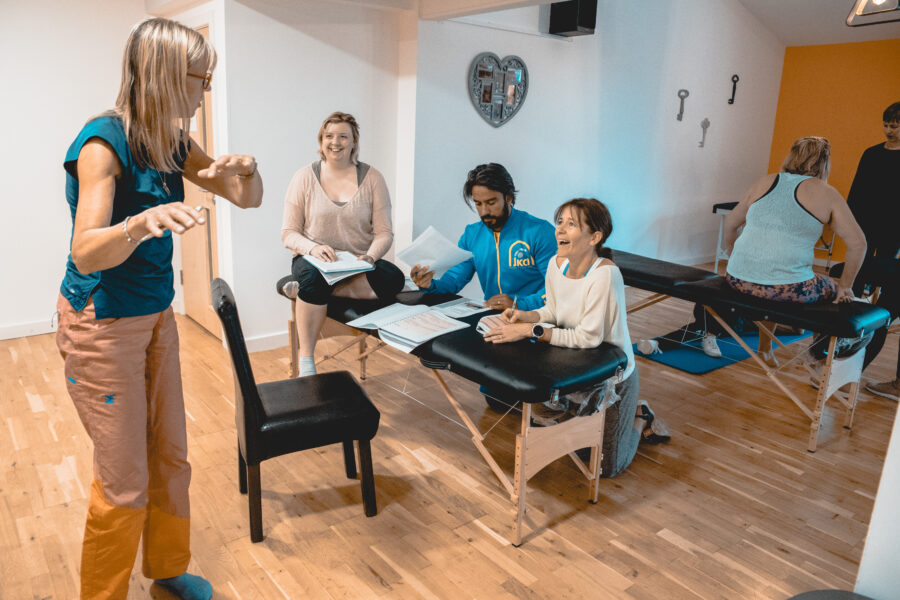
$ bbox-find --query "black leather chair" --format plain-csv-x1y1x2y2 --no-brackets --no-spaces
211,278,380,542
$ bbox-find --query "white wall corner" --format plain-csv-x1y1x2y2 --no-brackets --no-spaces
394,12,419,259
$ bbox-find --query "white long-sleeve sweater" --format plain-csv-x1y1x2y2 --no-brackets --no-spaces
535,256,635,380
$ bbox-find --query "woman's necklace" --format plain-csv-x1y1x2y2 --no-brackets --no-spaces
158,171,171,197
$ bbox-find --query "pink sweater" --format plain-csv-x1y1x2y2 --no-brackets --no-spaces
281,163,394,259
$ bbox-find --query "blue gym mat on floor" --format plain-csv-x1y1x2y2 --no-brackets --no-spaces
633,328,813,374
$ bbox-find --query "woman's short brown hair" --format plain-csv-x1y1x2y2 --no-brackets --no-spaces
317,112,360,163
781,136,831,181
553,198,614,259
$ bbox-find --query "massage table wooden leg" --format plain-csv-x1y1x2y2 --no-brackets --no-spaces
707,307,865,451
626,293,669,314
513,404,529,546
289,298,299,378
807,338,837,452
430,369,607,545
358,335,367,380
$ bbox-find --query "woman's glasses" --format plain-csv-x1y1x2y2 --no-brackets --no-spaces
187,71,212,91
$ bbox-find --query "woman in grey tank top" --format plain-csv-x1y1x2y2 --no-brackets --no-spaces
721,136,867,361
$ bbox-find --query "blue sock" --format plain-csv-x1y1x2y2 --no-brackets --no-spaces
154,573,212,600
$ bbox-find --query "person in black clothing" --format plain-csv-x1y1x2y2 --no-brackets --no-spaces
835,101,900,400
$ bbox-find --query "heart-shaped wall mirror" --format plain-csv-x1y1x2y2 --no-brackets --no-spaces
468,52,529,128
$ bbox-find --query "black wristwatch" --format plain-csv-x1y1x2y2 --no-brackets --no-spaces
531,324,545,339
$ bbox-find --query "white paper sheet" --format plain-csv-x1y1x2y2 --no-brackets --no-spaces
396,226,474,277
433,297,490,318
345,302,469,353
475,314,507,335
304,251,375,274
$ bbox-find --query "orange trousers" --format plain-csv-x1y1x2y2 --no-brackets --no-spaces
56,295,191,599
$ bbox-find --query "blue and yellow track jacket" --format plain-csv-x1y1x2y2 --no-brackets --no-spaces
424,207,556,310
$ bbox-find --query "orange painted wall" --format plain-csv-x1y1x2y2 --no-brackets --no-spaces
768,39,900,261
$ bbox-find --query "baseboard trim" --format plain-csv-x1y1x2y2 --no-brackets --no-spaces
1,320,56,341
245,330,289,353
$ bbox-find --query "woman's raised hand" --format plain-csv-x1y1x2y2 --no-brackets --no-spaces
133,203,205,238
197,154,257,179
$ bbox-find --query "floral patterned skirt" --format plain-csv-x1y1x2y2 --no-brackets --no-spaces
725,273,837,303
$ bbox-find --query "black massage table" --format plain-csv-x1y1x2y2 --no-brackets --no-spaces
610,249,892,452
276,279,628,544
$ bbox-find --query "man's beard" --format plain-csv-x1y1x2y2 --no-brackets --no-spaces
481,202,511,230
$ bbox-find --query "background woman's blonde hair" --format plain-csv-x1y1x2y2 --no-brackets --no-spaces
113,18,216,172
317,112,360,164
781,136,831,181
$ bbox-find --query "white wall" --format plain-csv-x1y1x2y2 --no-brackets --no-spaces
411,13,602,299
0,0,148,339
220,0,404,349
856,408,900,598
593,0,784,263
410,0,785,287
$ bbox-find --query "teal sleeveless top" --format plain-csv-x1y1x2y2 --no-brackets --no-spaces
726,173,825,285
60,115,186,318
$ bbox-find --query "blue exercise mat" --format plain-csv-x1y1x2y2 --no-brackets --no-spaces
633,328,812,374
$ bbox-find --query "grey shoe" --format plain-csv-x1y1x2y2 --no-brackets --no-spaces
865,379,900,401
701,335,722,358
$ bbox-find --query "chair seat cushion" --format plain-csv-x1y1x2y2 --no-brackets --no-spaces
254,371,380,462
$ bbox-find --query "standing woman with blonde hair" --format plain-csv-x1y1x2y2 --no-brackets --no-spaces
56,18,261,599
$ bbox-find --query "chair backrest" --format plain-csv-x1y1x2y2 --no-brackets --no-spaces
210,278,261,443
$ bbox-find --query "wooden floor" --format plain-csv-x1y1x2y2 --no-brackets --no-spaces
1,287,897,599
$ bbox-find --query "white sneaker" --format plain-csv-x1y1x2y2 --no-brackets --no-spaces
701,335,722,358
637,339,662,355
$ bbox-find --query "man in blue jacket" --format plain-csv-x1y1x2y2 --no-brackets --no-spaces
411,163,556,410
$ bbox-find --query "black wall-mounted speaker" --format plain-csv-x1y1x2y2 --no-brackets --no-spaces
549,0,597,37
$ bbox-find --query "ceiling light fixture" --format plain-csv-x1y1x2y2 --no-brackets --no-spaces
847,0,900,26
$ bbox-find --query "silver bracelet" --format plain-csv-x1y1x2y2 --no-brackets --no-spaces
236,164,257,179
122,216,152,244
122,216,139,244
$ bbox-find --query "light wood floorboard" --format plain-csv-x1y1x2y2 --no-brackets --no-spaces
1,286,896,599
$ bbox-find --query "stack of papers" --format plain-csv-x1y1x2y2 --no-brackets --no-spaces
433,297,490,318
346,303,469,353
304,251,375,284
475,314,506,334
396,226,474,277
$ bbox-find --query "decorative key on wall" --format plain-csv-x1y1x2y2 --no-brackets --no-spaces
728,74,739,104
676,89,689,121
699,118,710,148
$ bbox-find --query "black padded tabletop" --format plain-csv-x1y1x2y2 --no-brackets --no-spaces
611,249,720,292
415,313,628,404
611,252,891,338
679,277,891,338
712,201,738,213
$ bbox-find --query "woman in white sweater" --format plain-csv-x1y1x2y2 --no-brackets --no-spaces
484,198,665,476
282,112,404,376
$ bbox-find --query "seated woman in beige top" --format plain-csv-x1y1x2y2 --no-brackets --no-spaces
282,112,403,376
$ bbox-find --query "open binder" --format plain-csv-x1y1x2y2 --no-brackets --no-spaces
346,303,469,353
